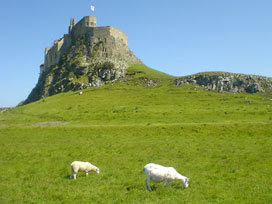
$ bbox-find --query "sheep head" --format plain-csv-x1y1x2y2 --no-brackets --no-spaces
182,177,189,188
96,168,100,174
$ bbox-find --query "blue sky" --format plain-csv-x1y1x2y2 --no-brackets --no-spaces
0,0,271,107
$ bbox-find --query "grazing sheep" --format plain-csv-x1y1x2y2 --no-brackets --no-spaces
70,161,100,180
143,163,189,191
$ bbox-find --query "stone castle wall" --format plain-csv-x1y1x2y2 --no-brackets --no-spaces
44,38,64,69
41,16,134,75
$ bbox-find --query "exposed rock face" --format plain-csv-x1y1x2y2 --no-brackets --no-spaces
175,72,272,93
24,16,142,105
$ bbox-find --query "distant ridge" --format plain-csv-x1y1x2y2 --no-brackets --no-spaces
0,107,12,113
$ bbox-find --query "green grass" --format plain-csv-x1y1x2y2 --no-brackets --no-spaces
0,65,272,203
0,124,271,203
1,83,271,126
126,64,175,79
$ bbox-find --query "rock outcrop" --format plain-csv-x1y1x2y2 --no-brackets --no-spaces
175,72,272,93
24,16,142,105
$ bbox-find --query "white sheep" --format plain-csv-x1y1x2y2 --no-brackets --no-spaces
70,161,100,180
143,163,189,191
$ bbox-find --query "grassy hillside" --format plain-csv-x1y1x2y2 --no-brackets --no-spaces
0,65,272,203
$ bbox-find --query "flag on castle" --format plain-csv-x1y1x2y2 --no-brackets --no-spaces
90,5,95,12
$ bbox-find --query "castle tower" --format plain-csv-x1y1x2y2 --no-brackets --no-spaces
84,16,97,27
69,17,76,33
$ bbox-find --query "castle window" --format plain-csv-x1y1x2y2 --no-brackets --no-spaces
91,22,94,26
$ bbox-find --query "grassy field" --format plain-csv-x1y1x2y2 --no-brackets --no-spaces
0,65,272,203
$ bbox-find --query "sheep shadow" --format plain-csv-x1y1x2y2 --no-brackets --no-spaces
125,185,138,191
146,183,184,191
172,184,184,189
149,185,158,191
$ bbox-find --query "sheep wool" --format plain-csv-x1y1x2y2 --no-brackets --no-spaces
70,161,100,180
143,163,189,191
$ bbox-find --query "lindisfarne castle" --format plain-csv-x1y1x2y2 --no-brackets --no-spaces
40,15,141,75
24,15,142,104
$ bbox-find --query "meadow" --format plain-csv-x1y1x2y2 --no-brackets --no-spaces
0,65,272,203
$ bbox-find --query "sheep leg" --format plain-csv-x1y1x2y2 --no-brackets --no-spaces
70,169,74,179
168,181,172,186
73,174,76,180
86,172,88,176
146,177,152,191
163,179,167,187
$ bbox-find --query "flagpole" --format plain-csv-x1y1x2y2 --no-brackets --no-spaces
90,5,95,16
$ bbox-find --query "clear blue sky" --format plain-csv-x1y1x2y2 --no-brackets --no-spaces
0,0,271,107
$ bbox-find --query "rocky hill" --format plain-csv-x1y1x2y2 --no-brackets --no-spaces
23,16,272,105
24,16,142,105
175,72,272,93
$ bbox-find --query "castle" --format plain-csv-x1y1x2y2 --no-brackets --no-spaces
25,15,142,104
40,16,139,75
